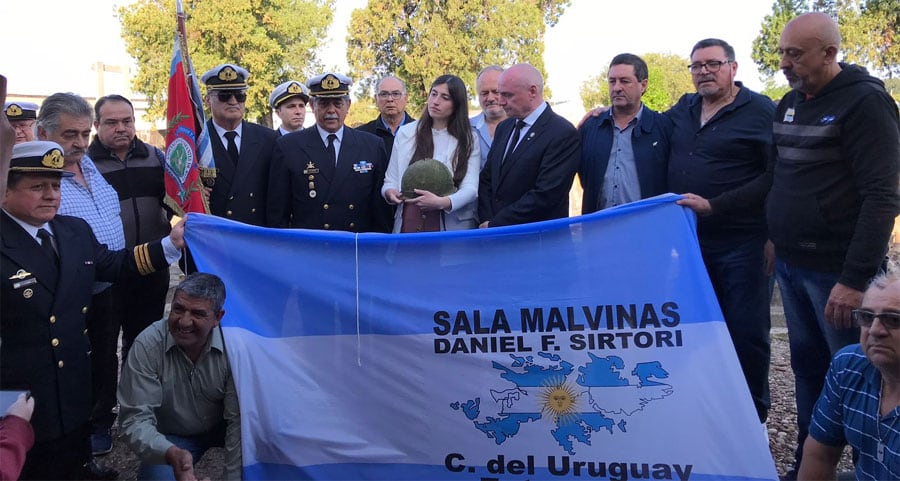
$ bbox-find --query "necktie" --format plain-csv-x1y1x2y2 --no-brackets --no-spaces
504,120,526,163
224,131,239,164
37,228,59,268
327,134,337,165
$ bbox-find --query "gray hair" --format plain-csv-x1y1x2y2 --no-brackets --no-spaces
375,75,406,93
868,271,900,292
476,65,504,82
37,92,94,135
174,272,227,313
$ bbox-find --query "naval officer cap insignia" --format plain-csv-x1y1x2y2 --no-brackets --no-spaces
201,64,250,90
307,72,352,98
10,141,74,177
269,80,310,109
4,101,38,120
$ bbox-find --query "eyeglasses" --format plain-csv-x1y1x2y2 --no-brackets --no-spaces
687,60,732,74
852,309,900,330
376,91,404,100
216,91,247,102
11,120,35,132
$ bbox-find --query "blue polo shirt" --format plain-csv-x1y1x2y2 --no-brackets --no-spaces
810,344,899,480
666,82,775,242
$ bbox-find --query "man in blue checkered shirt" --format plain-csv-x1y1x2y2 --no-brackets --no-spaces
36,92,124,478
799,272,900,480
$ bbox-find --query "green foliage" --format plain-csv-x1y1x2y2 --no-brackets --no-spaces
578,53,693,112
752,0,806,78
345,96,379,128
346,0,570,111
753,0,900,80
840,0,900,78
760,78,793,101
119,0,333,124
884,77,900,102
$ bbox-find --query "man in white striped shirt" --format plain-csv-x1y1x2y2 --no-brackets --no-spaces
799,272,900,480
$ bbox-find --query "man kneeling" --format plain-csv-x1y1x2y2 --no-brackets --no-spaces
118,273,241,480
798,272,900,480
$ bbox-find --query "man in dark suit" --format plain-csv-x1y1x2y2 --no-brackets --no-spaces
267,72,392,232
579,54,671,214
478,63,580,227
201,63,278,226
0,141,185,480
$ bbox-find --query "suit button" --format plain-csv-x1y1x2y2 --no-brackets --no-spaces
349,222,355,229
324,224,330,229
58,360,64,368
51,338,60,347
49,315,56,324
323,204,329,210
249,192,255,198
227,210,233,216
251,208,256,213
229,195,235,200
84,329,89,335
348,204,355,210
82,306,88,314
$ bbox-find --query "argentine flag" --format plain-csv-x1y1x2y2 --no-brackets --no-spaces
185,194,777,481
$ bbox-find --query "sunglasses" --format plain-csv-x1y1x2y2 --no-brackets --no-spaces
852,309,900,330
216,91,247,102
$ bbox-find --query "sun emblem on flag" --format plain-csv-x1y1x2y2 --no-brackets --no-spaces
539,377,580,422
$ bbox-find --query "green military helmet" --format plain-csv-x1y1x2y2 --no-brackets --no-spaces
400,158,457,198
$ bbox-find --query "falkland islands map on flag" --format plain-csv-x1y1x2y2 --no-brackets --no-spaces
185,194,778,481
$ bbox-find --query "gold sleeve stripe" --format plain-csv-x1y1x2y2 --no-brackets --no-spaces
133,244,155,275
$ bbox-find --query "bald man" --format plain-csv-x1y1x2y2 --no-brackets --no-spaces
477,63,580,227
767,12,900,477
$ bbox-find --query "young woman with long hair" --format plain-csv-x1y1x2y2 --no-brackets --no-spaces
382,74,481,232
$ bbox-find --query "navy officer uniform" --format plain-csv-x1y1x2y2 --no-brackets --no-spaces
0,141,182,480
4,101,39,143
269,80,310,137
267,73,392,232
201,63,278,226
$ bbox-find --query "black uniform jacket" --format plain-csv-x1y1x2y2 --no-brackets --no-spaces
207,120,278,226
0,211,168,442
267,126,392,233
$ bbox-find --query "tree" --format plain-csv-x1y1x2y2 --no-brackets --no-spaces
752,0,806,77
119,0,333,125
840,0,900,78
346,0,570,110
753,0,900,80
578,53,693,112
760,78,793,101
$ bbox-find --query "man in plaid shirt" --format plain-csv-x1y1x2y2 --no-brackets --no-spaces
36,92,124,478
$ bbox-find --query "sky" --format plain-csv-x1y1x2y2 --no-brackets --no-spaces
0,0,777,123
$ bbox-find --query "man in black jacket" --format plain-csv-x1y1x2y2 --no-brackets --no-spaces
86,95,173,455
356,75,414,159
767,12,900,477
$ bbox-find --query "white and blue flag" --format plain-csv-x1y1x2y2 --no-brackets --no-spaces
185,194,778,481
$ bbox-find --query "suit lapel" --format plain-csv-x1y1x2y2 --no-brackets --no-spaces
330,129,353,195
1,212,58,292
208,120,235,194
233,121,259,192
498,107,553,184
492,119,515,191
304,129,334,184
51,217,81,299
